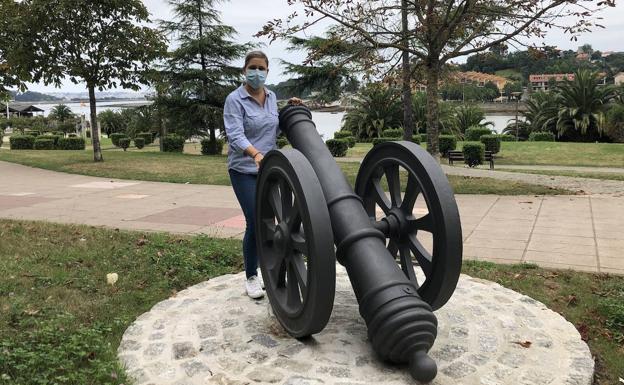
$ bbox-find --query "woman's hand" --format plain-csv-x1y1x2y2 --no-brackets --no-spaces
287,97,303,106
254,152,264,169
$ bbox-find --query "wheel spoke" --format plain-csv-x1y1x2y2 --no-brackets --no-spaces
260,219,276,242
291,231,308,256
291,254,308,298
384,164,402,208
288,207,302,233
407,234,433,277
279,179,294,222
372,177,391,214
387,239,399,258
268,183,283,222
401,174,421,212
408,213,434,233
268,252,287,286
286,261,303,308
399,243,418,284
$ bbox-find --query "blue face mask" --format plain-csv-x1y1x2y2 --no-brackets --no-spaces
246,69,267,90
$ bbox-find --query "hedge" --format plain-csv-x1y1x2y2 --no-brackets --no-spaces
39,135,62,147
465,126,493,141
86,130,91,139
463,143,485,167
499,134,515,142
344,136,356,148
110,133,127,147
57,137,86,150
326,139,348,157
34,138,55,150
333,130,353,140
9,135,35,150
134,138,145,149
162,135,185,153
137,132,154,145
0,129,4,148
200,138,224,155
52,131,65,137
381,129,403,139
410,135,421,144
418,134,427,143
372,137,395,146
118,138,131,151
529,131,555,142
439,135,457,156
480,134,501,154
277,137,289,149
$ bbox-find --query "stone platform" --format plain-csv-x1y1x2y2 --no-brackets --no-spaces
118,267,593,385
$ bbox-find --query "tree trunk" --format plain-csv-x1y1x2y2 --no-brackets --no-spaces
401,0,415,140
195,0,215,144
425,64,440,158
88,85,103,162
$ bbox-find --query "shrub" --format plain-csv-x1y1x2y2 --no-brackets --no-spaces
499,134,515,142
9,135,35,150
137,132,154,145
34,138,55,150
277,137,289,148
343,136,356,148
162,135,185,153
372,137,395,146
118,138,131,151
39,135,62,147
57,122,76,133
0,128,4,148
480,134,501,154
333,130,353,140
410,135,421,144
134,137,145,149
200,138,224,155
382,128,403,139
110,133,127,147
68,133,77,138
439,135,457,156
85,130,91,138
465,126,493,141
463,143,485,167
529,131,556,142
53,131,65,137
418,134,427,143
326,139,348,157
58,137,86,150
24,130,40,137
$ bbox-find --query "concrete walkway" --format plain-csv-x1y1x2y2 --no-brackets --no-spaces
0,161,622,275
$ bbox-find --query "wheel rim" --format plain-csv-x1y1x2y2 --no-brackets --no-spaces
355,141,462,311
256,149,335,337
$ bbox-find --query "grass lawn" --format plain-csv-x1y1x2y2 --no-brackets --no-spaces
498,168,624,182
0,150,569,195
0,219,622,384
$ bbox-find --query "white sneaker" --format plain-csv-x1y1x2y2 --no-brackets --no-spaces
257,270,265,289
245,275,264,299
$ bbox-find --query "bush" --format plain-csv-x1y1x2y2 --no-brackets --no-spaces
410,135,421,144
57,122,76,133
68,133,77,138
418,133,427,143
439,135,457,156
134,137,145,149
201,138,224,155
9,135,35,150
465,126,493,141
277,137,289,149
53,131,65,137
463,143,485,167
110,133,127,147
529,131,556,142
499,134,515,142
372,137,395,146
39,135,62,147
118,137,131,151
85,130,91,139
34,138,55,150
480,134,501,154
162,135,185,153
326,139,348,157
333,130,353,140
137,132,154,145
24,130,40,137
382,128,403,139
343,136,356,148
0,128,4,148
58,137,86,150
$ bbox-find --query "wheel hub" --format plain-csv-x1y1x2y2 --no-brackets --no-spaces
385,207,409,238
273,222,290,252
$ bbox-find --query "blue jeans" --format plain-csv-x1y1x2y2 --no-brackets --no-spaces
228,169,258,279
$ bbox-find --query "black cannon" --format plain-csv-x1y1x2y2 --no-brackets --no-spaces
255,105,462,382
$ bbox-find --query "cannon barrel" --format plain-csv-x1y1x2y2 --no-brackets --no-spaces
279,105,438,382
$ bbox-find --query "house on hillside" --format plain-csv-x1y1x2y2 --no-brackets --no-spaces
529,73,607,92
615,72,624,86
0,103,45,118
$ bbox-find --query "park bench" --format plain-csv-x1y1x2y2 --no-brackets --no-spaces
448,150,495,169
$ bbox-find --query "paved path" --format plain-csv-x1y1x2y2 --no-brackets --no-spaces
0,161,622,275
496,165,624,174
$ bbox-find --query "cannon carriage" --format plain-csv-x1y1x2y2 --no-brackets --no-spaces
256,105,463,382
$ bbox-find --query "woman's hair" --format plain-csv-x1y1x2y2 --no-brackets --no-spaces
244,51,269,69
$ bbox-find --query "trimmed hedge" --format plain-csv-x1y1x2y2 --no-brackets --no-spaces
58,137,86,150
344,136,356,148
39,135,62,147
110,133,127,147
480,134,501,154
68,133,77,138
529,131,555,142
499,134,515,142
277,137,289,149
333,130,353,140
34,138,55,150
463,143,485,167
200,138,224,155
9,135,35,150
381,129,403,139
0,129,3,148
439,135,457,156
410,135,421,144
162,135,185,153
86,130,91,139
418,134,427,143
465,126,493,141
326,139,348,157
372,137,395,146
24,130,40,137
134,138,145,149
53,131,65,137
137,132,154,145
118,138,130,151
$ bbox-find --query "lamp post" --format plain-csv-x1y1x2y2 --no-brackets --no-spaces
512,91,522,141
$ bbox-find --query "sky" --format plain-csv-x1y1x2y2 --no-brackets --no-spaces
25,0,624,94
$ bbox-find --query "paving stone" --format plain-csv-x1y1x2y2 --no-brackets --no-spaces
118,267,594,385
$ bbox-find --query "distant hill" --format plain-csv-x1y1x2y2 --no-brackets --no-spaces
10,91,62,102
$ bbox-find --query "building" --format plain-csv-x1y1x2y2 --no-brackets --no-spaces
615,72,624,86
529,73,607,92
0,103,45,118
413,71,509,93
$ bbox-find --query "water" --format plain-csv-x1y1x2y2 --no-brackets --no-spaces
31,100,150,120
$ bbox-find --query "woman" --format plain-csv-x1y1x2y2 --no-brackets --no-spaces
223,50,301,299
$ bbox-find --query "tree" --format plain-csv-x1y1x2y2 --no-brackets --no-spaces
24,0,165,162
49,104,74,122
259,0,614,156
342,83,403,140
98,110,127,136
0,0,30,97
158,0,251,151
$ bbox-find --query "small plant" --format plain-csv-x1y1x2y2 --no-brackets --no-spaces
498,134,515,142
200,138,224,155
480,134,501,154
85,130,91,138
529,131,556,142
137,132,154,145
465,126,493,141
9,135,35,150
439,135,457,156
277,137,289,149
381,128,403,139
162,135,185,153
134,137,145,149
463,143,485,167
372,137,395,146
118,137,131,151
57,137,86,150
326,139,348,157
411,135,421,144
333,130,353,140
0,128,4,148
343,136,356,148
33,138,56,150
109,133,127,147
418,133,427,143
39,134,62,147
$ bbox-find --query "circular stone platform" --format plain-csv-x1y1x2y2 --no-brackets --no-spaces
118,267,593,385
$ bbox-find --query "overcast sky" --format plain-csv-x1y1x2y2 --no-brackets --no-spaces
25,0,624,94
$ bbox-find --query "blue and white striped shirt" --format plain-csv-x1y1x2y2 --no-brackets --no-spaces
223,85,279,174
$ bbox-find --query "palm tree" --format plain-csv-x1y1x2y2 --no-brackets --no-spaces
49,104,74,122
452,104,493,134
342,83,402,140
523,91,558,134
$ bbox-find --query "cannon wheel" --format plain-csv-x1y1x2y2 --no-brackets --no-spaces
355,141,462,311
256,149,336,338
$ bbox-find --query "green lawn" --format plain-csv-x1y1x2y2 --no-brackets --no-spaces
0,219,622,384
498,168,624,182
0,150,569,195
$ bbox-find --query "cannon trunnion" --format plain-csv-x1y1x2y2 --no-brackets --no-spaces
256,106,462,382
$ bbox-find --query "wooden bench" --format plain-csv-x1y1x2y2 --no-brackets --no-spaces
448,150,495,169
